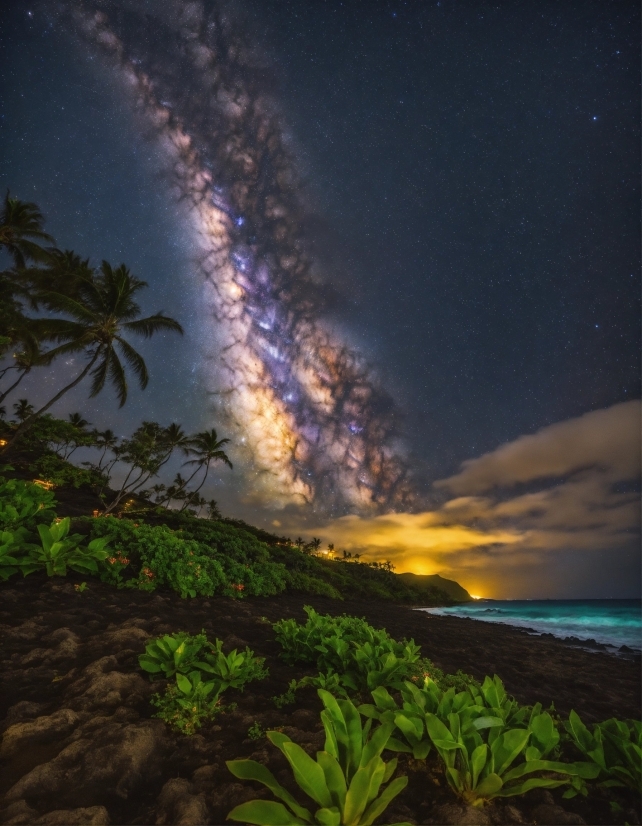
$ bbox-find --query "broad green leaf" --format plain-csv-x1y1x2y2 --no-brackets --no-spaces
344,764,375,824
472,716,504,731
360,776,408,826
471,744,488,788
495,776,569,798
474,772,503,798
316,751,347,811
491,729,529,775
382,757,398,784
226,759,311,821
282,741,333,809
176,673,192,695
227,799,308,825
315,807,341,826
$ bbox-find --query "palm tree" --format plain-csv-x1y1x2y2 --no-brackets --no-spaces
0,193,55,268
206,499,221,520
0,339,46,404
158,423,192,470
3,262,183,450
68,412,90,430
91,428,119,471
13,398,34,422
179,428,232,508
309,537,322,555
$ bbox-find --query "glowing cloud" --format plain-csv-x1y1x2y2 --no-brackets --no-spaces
295,402,641,597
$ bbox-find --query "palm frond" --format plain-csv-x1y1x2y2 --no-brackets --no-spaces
123,314,184,338
115,336,149,390
106,347,128,407
88,350,109,398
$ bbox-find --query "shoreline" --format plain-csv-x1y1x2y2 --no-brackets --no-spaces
413,607,642,661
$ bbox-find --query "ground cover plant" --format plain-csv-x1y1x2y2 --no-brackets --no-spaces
227,689,410,826
139,630,268,734
273,606,427,696
566,711,642,792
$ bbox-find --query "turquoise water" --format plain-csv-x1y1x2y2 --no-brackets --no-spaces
418,600,642,652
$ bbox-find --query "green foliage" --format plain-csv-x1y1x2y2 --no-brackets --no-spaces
140,631,268,734
88,517,288,598
23,517,110,577
360,674,598,807
139,631,210,679
28,452,106,489
0,529,30,581
273,607,421,695
248,722,265,741
272,679,300,709
151,671,227,736
424,710,598,807
227,689,410,826
565,710,642,793
0,474,56,531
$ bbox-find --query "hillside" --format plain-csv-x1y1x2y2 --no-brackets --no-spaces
397,572,473,602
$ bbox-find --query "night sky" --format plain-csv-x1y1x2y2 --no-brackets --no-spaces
1,0,639,598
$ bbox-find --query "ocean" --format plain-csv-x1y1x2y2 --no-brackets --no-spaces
418,599,642,653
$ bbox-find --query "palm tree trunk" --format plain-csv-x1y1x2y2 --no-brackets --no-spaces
179,466,209,511
0,368,29,404
2,351,100,453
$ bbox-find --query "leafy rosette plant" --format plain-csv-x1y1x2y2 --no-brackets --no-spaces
424,711,599,807
196,638,269,692
227,689,410,826
565,710,642,793
139,632,208,680
22,517,110,576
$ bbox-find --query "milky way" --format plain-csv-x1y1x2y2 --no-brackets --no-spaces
54,0,415,514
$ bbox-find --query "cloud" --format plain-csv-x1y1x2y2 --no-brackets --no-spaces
292,401,641,597
435,400,640,494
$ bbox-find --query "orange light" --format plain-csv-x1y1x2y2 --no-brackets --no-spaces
0,439,8,447
33,479,55,490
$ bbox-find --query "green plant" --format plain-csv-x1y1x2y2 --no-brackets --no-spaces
272,679,299,709
139,631,209,680
0,475,56,530
274,607,421,695
424,710,599,808
248,722,265,741
74,581,88,593
227,689,410,826
151,670,224,736
0,529,30,581
22,517,110,576
140,632,268,734
565,710,642,793
197,638,269,692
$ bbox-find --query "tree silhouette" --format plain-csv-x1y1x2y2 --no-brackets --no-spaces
3,261,183,451
179,428,232,509
13,398,34,423
0,193,54,268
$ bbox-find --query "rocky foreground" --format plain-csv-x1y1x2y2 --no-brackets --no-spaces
0,574,640,826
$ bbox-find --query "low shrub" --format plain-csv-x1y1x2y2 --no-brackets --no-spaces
0,473,56,531
139,631,268,734
273,606,422,695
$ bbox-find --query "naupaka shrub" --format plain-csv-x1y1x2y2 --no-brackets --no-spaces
89,517,288,598
273,606,425,695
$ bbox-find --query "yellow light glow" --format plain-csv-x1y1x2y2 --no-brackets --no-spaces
470,594,482,600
